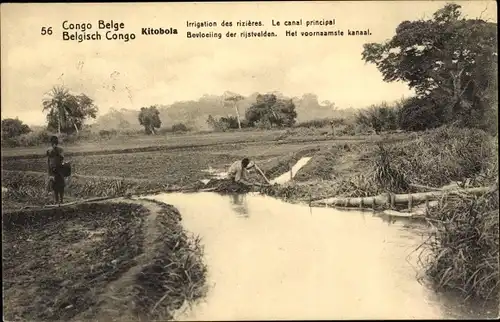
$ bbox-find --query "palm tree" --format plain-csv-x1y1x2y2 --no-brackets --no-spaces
42,85,71,134
42,86,87,134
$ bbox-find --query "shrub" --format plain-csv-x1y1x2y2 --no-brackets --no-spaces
255,119,272,130
0,129,101,148
337,123,356,136
355,102,400,134
219,116,240,129
398,97,444,132
353,123,374,135
9,129,51,147
294,119,331,129
1,137,19,148
171,123,189,132
206,115,242,132
240,119,251,128
1,118,31,139
99,129,118,138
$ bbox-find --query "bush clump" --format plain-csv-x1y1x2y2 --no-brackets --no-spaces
1,129,51,148
171,123,189,133
419,188,499,302
294,118,332,129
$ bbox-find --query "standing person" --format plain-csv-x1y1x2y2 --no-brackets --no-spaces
227,157,255,185
46,135,65,205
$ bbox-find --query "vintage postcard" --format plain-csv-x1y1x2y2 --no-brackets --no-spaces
1,1,498,321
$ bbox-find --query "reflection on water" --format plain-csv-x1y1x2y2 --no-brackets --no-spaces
229,193,248,217
378,213,398,226
143,192,496,321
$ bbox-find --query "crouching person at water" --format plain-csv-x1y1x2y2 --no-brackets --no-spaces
46,135,65,205
227,157,256,187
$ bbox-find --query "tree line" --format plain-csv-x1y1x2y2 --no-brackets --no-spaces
2,85,100,146
206,93,298,131
1,83,300,144
135,92,300,134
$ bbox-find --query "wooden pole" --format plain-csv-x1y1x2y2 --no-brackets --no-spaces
311,186,493,208
254,164,271,185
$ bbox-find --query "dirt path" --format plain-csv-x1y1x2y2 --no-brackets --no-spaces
73,198,165,322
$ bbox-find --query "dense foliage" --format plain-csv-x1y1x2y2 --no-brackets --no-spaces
361,4,498,133
1,118,31,139
43,85,98,134
138,106,162,135
245,94,297,128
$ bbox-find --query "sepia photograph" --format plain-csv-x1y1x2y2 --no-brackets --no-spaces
1,1,498,320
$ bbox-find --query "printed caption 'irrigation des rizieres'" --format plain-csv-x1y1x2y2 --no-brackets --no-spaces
47,18,372,43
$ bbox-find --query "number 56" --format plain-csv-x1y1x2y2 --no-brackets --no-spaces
41,27,53,35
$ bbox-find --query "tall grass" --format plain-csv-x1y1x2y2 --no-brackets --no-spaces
364,126,500,304
419,188,499,302
372,143,411,193
264,126,497,204
370,126,497,191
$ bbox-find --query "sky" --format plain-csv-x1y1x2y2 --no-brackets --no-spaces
1,1,497,126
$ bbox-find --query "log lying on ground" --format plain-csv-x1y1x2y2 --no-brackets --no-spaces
311,186,494,208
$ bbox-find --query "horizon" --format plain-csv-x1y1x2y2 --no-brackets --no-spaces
1,1,497,126
1,90,403,128
1,90,385,127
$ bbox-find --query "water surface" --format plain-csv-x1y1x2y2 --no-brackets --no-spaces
145,192,494,320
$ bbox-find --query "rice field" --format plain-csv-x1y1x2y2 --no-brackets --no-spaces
2,200,207,321
2,126,498,315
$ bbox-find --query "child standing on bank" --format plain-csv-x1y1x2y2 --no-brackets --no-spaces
46,135,66,205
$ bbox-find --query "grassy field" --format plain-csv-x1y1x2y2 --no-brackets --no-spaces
1,127,409,192
2,126,498,316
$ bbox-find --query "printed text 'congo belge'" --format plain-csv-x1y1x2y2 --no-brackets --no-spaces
62,20,136,43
